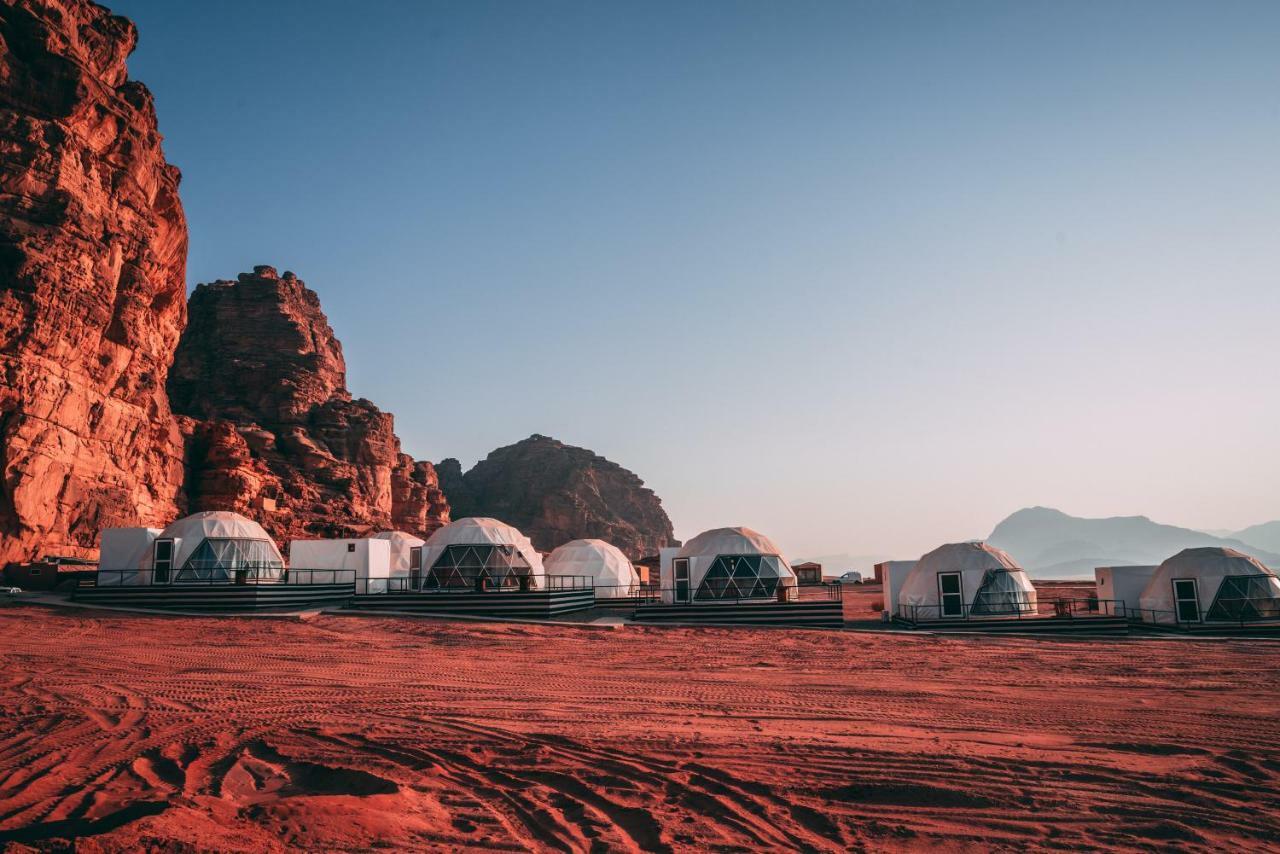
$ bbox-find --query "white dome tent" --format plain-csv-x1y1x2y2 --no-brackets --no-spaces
419,517,545,591
544,539,640,599
1138,547,1280,626
372,531,427,585
661,526,796,605
97,511,284,585
897,542,1036,620
160,512,284,583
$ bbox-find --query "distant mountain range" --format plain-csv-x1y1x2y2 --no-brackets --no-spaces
987,507,1280,579
1229,520,1280,554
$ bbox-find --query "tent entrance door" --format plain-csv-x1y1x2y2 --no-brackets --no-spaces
152,539,174,585
674,559,690,603
938,572,963,618
409,546,422,591
1173,579,1201,623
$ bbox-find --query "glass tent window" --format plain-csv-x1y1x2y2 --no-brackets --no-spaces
425,544,533,590
1205,575,1280,622
694,554,783,601
970,569,1034,615
174,538,284,582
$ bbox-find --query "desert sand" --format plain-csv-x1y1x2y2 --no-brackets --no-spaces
1,604,1278,852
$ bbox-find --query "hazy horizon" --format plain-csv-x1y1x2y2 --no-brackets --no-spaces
111,0,1280,560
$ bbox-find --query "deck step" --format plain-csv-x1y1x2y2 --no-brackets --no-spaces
349,589,596,619
633,601,844,628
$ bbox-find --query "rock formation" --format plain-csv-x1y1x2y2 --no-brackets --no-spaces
437,435,675,559
0,0,188,564
168,266,449,545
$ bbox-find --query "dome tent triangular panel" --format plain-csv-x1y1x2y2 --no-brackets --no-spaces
671,526,796,603
544,539,640,598
897,541,1036,619
1138,547,1280,625
420,517,545,590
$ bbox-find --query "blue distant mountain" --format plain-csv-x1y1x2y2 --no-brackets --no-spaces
1229,520,1280,554
987,507,1280,579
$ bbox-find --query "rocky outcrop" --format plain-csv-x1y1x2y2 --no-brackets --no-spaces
438,435,675,559
0,0,188,564
169,267,448,544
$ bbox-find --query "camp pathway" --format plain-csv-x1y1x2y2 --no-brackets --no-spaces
0,606,1277,851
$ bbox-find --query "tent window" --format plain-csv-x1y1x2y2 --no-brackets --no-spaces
1205,574,1280,622
1172,579,1200,623
175,538,284,583
938,572,963,617
426,544,531,591
694,554,780,601
971,569,1034,615
409,547,422,570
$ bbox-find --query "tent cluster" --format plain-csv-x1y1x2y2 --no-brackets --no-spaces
887,540,1280,627
95,512,808,606
97,512,648,597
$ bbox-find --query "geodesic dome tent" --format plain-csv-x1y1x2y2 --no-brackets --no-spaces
1138,547,1280,626
98,511,284,585
670,526,796,603
372,530,426,577
897,541,1036,619
419,517,545,591
544,539,640,598
160,511,285,582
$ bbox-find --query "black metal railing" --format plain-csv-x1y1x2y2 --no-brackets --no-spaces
543,575,595,591
1129,605,1280,630
630,582,840,606
897,598,1124,623
90,568,356,587
352,574,597,596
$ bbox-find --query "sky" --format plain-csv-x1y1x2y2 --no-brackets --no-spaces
111,0,1280,564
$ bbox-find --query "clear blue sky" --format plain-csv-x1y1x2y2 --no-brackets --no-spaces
112,0,1280,563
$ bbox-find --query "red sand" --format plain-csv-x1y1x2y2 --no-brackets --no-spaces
1,605,1278,852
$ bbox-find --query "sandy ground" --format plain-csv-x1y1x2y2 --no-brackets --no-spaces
1,605,1278,852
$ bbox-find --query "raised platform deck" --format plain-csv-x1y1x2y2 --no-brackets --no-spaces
349,588,596,619
1131,620,1280,637
632,600,844,628
72,582,356,612
893,614,1130,634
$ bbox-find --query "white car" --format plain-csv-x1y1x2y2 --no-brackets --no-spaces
836,571,862,584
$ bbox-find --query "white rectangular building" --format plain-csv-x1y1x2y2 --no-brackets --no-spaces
874,560,917,619
1094,565,1158,616
289,538,391,593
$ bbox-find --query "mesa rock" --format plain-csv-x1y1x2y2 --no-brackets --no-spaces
437,434,675,560
168,267,449,545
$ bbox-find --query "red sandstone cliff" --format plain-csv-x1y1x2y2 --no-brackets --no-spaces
168,267,448,545
0,0,187,564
